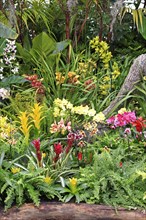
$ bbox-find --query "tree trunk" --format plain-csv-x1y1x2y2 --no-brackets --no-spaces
0,202,146,220
103,54,146,116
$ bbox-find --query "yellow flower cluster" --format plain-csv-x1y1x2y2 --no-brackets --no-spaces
53,98,73,117
55,72,65,84
0,116,16,139
112,62,121,80
11,167,21,174
77,59,97,77
100,61,120,96
90,36,112,69
55,71,80,85
118,108,127,114
72,105,96,117
99,84,115,96
53,98,105,125
53,98,98,118
93,112,105,122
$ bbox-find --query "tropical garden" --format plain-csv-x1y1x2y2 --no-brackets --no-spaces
0,0,146,215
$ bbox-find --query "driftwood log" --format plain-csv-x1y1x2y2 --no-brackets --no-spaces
0,202,146,220
103,54,146,116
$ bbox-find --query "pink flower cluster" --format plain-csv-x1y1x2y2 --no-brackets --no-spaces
67,131,84,141
66,131,84,154
107,111,136,128
50,119,71,134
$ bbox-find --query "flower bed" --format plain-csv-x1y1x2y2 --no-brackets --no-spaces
1,36,146,213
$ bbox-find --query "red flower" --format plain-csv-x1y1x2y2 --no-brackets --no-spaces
66,138,74,154
32,139,40,151
54,142,63,155
36,151,42,162
132,117,146,132
77,152,83,161
119,161,123,168
32,139,42,165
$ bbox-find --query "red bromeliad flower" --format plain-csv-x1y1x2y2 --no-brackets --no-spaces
53,142,63,163
66,138,74,154
32,139,42,165
54,142,63,155
77,152,83,161
132,117,146,132
32,139,40,151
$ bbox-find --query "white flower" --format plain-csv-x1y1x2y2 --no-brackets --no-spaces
0,88,10,99
0,74,4,79
0,68,3,73
11,66,19,74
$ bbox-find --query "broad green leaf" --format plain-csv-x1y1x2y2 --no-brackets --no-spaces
32,32,56,55
0,38,6,56
0,152,5,167
0,22,18,39
16,43,32,62
0,75,27,87
53,40,71,54
138,14,146,40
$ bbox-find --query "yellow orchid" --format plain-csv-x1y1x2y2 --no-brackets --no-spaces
55,72,65,84
93,112,105,122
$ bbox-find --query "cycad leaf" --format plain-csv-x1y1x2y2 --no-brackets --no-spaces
137,9,143,30
132,9,138,28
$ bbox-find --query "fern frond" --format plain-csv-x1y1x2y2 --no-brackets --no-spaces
15,183,24,206
26,184,40,206
4,187,15,211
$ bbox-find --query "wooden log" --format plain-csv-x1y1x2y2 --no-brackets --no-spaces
0,202,146,220
103,54,146,116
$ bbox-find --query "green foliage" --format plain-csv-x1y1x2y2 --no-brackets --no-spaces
0,38,6,56
16,32,71,70
78,149,146,208
0,75,27,88
0,23,18,39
